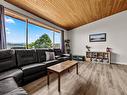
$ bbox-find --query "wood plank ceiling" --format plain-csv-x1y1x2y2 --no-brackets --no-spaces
5,0,127,30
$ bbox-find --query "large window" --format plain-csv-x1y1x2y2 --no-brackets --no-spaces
28,23,54,48
28,23,61,49
5,15,26,49
4,15,61,49
54,32,61,48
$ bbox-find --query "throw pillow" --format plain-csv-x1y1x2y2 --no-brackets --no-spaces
45,52,55,61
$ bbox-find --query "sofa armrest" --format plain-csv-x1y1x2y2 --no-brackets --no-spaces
62,54,71,57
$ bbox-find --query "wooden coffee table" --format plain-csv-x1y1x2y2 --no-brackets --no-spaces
47,60,78,92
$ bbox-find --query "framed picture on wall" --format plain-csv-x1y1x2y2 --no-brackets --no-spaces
89,33,106,42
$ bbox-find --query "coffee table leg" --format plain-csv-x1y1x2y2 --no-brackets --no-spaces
47,70,50,85
58,73,61,92
68,69,70,72
76,63,78,75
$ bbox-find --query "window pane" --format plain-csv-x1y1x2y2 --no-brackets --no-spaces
54,32,61,48
5,15,26,49
28,23,53,48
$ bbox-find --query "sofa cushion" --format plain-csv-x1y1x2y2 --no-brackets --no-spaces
56,56,70,62
56,57,65,62
55,55,61,59
36,49,48,62
0,78,18,95
0,69,23,83
16,49,37,67
44,60,58,67
21,63,46,77
0,49,16,73
4,87,27,95
54,49,63,56
62,57,70,60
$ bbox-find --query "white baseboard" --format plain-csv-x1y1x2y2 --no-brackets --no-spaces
111,62,127,65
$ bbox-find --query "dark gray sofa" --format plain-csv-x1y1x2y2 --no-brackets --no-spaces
54,49,70,62
0,48,70,95
15,49,47,84
0,78,27,95
0,50,26,95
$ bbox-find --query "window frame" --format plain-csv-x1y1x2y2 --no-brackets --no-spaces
4,8,62,49
5,15,27,49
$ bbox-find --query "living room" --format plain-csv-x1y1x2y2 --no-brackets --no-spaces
0,0,127,95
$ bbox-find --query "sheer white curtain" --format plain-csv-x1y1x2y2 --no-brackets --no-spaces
0,5,6,49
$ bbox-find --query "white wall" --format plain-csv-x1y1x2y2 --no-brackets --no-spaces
69,10,127,64
64,30,69,40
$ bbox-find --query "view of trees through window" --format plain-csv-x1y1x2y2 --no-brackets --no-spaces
28,23,53,48
5,15,61,49
54,32,61,48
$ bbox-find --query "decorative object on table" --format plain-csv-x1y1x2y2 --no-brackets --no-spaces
106,47,112,52
89,33,106,42
64,39,70,54
86,45,91,51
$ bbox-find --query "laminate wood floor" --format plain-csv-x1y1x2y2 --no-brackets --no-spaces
23,62,127,95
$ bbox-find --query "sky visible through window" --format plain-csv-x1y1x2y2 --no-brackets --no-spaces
5,15,61,48
5,15,26,44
